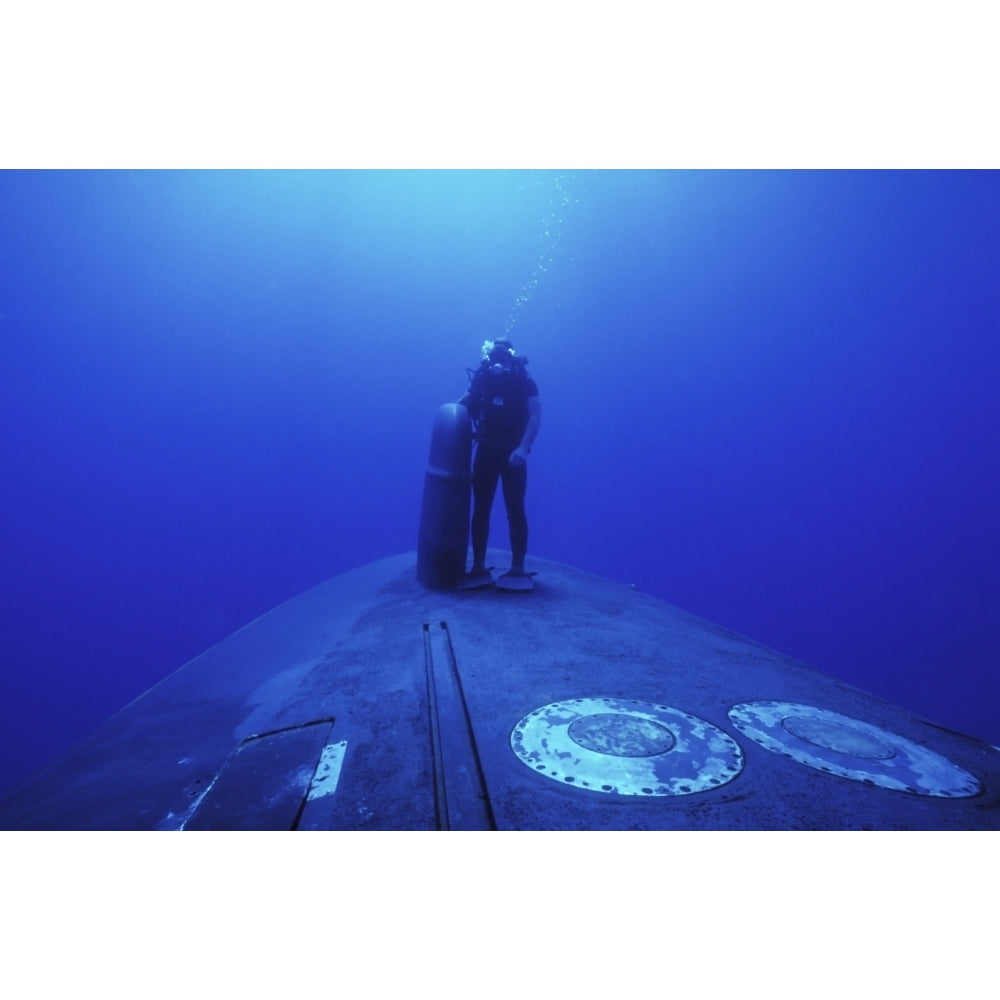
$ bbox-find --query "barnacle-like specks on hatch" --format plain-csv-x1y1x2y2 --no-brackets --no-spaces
728,701,982,798
510,696,744,796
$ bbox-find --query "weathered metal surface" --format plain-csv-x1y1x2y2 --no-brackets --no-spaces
510,697,744,796
1,552,998,829
729,701,982,798
185,721,334,830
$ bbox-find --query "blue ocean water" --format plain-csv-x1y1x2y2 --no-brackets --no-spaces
0,169,997,801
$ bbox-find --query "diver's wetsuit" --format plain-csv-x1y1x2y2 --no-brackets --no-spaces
465,357,539,570
472,445,528,570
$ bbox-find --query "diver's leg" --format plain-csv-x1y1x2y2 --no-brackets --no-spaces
470,448,501,573
501,460,528,573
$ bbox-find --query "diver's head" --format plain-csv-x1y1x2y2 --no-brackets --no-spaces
483,338,516,370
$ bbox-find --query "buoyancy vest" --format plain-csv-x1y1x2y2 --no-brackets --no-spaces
467,358,537,453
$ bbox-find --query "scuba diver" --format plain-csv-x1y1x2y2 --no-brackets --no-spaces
458,337,541,585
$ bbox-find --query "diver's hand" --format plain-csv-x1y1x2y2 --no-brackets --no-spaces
509,446,529,467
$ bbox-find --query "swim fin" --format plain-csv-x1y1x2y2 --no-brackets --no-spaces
495,570,537,592
459,567,495,590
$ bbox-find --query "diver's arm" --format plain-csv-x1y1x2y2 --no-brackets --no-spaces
510,396,541,466
522,395,541,451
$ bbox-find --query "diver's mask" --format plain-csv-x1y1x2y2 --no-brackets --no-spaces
484,338,515,373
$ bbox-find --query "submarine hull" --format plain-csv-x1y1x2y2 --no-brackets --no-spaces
1,551,998,830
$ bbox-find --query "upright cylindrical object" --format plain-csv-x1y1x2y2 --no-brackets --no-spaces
417,403,473,589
